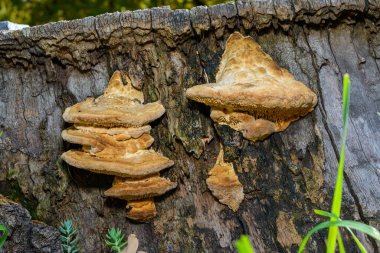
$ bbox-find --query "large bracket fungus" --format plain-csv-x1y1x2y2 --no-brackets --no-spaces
186,32,318,142
186,32,318,211
61,71,177,222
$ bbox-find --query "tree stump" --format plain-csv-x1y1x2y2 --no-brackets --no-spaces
0,1,379,252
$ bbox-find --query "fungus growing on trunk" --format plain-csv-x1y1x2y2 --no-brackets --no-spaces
125,199,157,222
105,175,177,200
186,32,317,211
186,32,317,142
206,148,244,212
61,70,176,222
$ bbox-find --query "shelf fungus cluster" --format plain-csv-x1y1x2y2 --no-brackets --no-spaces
186,32,317,211
61,71,177,222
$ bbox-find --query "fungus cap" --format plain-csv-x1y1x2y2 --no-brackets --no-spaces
210,109,278,142
73,125,151,139
186,32,317,122
61,149,174,177
62,127,154,155
104,176,177,200
126,199,157,222
63,71,165,127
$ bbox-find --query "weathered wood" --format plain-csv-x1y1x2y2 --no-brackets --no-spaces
0,1,379,252
0,195,60,253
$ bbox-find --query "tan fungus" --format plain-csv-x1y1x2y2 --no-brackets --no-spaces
125,199,157,222
74,125,151,139
105,176,177,200
62,127,154,155
63,71,165,127
61,70,176,221
186,32,317,141
206,148,244,212
61,149,174,178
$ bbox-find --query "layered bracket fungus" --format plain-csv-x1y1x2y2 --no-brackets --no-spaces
61,70,177,222
186,32,317,211
186,32,318,142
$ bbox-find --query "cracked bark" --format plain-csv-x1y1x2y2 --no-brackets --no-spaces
0,1,379,252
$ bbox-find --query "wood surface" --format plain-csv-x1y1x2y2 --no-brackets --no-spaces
0,1,379,252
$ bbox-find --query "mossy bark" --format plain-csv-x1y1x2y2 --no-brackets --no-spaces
0,1,379,252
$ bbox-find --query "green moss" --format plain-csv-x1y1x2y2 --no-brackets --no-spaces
5,181,40,220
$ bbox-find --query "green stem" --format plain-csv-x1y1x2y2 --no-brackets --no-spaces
326,74,351,253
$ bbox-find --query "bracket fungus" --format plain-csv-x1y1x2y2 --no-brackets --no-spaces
186,32,318,211
186,32,318,142
61,70,176,222
207,148,244,211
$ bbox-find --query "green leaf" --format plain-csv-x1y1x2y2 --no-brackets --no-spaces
314,209,339,220
105,228,128,253
298,220,380,253
337,231,346,253
327,73,351,253
0,224,8,248
347,229,367,253
59,219,80,253
235,235,255,253
315,210,369,253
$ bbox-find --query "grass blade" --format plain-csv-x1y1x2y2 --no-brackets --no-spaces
327,73,351,253
337,231,346,253
315,209,368,253
347,229,367,253
314,209,339,220
298,220,380,253
0,225,7,248
235,235,255,253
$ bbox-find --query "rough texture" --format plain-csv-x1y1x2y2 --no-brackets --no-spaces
186,32,317,120
61,71,176,221
206,149,244,211
61,149,175,177
0,196,61,253
0,0,379,252
105,176,177,201
126,199,157,222
186,32,317,142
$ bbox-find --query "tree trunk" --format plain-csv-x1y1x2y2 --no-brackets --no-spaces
0,1,379,252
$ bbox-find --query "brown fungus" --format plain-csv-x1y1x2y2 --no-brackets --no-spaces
61,149,174,178
125,199,157,222
62,127,154,155
61,70,176,222
63,71,165,127
206,148,244,211
105,175,177,201
186,32,317,142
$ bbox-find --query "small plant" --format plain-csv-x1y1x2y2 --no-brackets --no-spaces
0,224,8,249
235,235,255,253
105,228,128,253
59,220,80,253
298,74,380,252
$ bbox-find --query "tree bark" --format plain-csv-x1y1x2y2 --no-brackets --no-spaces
0,1,379,252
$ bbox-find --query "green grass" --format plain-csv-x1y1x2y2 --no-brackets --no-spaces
235,235,255,253
298,74,380,252
105,228,128,253
0,224,7,249
59,220,80,253
326,73,351,252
